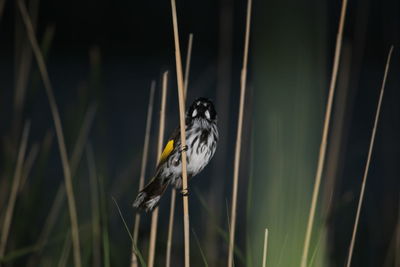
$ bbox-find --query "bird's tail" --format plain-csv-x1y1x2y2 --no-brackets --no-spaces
133,176,169,212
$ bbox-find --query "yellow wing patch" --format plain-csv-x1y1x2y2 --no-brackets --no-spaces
159,139,174,164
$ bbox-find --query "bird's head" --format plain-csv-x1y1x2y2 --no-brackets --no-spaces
186,97,217,123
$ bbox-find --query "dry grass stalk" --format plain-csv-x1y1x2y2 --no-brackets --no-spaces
166,33,193,267
300,0,348,266
0,121,30,258
87,145,101,267
227,0,252,266
183,33,193,98
345,46,394,267
170,0,191,265
148,72,168,267
17,1,82,266
166,188,177,267
131,81,156,267
19,142,39,191
27,106,95,267
262,228,269,267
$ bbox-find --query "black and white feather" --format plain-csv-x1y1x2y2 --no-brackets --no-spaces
133,97,218,212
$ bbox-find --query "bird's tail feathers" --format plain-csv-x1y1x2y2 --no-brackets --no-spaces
133,176,169,212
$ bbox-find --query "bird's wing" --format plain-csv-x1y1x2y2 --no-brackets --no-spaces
157,127,180,167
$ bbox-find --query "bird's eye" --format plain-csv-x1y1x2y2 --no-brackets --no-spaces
192,109,198,117
205,110,210,119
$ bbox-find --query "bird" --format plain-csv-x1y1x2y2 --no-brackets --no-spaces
133,97,218,212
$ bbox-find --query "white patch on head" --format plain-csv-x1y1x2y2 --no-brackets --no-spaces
203,103,207,107
205,110,210,119
197,101,201,105
192,108,198,117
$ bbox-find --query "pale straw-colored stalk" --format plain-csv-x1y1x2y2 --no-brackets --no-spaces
166,33,193,267
300,0,348,266
183,33,193,98
262,228,269,267
170,0,190,265
147,72,168,267
131,81,156,267
227,0,252,266
345,46,394,267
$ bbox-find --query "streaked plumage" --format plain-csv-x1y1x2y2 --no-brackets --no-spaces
133,97,218,212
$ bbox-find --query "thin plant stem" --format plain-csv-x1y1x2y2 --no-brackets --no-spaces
0,121,30,258
262,228,269,267
183,33,193,98
170,0,190,265
148,71,168,267
112,198,146,267
87,145,101,267
166,33,193,267
27,105,95,267
227,0,252,266
17,1,82,266
131,81,156,267
192,228,209,267
345,46,394,267
300,0,348,266
166,189,176,267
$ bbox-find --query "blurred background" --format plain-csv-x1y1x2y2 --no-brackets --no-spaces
0,0,399,266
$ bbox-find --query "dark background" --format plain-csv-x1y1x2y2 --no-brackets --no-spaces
0,0,399,266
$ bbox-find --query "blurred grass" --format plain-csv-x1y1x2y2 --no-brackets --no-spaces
249,1,329,266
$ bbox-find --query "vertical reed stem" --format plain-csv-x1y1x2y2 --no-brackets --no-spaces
148,72,168,267
183,33,193,98
345,46,394,267
300,0,348,266
166,33,193,267
170,0,190,265
166,188,177,267
131,82,156,267
262,228,269,267
227,0,252,266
